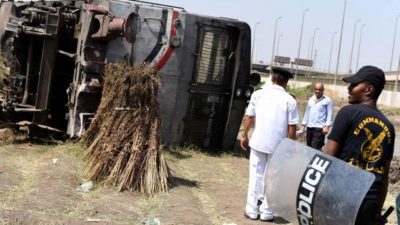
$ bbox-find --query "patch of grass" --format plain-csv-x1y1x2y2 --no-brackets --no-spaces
194,190,223,224
219,162,248,187
34,144,59,153
171,145,202,152
164,147,225,222
0,153,40,205
285,85,314,117
254,81,264,90
287,84,314,99
0,218,23,225
166,145,211,158
60,141,86,160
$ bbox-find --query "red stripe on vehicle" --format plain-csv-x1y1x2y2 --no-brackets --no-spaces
156,10,179,70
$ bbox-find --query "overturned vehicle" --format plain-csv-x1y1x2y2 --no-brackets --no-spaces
0,0,258,150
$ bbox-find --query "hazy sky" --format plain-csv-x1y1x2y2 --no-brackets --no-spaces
156,0,400,74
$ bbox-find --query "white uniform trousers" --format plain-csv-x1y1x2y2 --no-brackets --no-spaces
245,148,274,218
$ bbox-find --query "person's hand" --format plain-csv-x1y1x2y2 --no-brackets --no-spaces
323,126,329,135
296,130,304,136
240,137,249,151
300,125,305,133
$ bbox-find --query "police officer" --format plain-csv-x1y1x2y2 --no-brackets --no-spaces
241,67,299,222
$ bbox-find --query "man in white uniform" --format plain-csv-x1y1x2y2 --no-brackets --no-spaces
241,67,298,221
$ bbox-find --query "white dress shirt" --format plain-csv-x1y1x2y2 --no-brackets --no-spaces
302,95,333,128
245,84,299,154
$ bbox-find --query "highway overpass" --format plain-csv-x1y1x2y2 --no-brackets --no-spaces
260,73,400,108
252,63,400,91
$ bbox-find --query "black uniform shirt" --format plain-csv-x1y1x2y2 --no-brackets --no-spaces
328,104,395,200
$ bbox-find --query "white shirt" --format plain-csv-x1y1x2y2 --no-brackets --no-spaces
301,95,333,128
245,84,299,154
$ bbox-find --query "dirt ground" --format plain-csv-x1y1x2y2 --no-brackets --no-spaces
0,138,398,225
1,87,399,225
0,141,271,225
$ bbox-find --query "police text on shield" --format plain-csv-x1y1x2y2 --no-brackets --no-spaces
296,155,332,225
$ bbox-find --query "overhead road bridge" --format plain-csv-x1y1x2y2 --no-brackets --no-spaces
252,64,400,91
252,63,332,78
256,64,400,108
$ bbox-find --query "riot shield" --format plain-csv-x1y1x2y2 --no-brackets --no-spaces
266,138,375,225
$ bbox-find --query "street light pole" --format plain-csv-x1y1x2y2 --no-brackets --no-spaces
310,28,319,63
295,8,309,80
348,19,361,73
390,15,400,71
307,37,313,59
334,0,346,87
328,31,337,73
276,34,283,56
308,28,319,76
356,24,366,71
251,22,260,66
270,17,282,75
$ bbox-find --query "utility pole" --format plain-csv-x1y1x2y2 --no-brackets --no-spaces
295,8,309,80
356,24,366,71
308,28,319,77
270,17,282,75
334,0,346,87
328,31,337,73
276,34,283,56
390,15,400,71
348,19,360,74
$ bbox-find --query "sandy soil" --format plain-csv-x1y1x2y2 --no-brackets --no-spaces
0,139,398,225
0,141,277,225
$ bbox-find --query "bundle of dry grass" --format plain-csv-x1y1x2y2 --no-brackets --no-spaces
0,55,8,85
83,63,172,195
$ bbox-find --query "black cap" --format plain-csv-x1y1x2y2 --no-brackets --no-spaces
272,67,294,79
343,65,386,88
